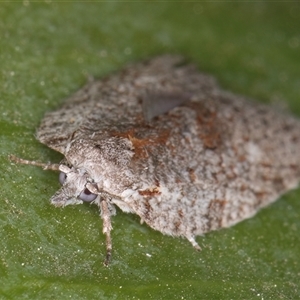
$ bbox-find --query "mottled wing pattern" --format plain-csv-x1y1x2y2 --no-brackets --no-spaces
117,91,300,238
36,55,300,245
37,56,216,154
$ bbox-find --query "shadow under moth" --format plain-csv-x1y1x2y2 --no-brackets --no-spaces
10,55,300,265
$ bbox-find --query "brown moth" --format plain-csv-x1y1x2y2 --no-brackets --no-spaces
10,55,300,265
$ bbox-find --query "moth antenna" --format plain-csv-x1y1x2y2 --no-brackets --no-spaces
99,197,113,266
9,154,60,171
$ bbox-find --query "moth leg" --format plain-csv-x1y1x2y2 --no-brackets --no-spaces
187,235,202,251
9,155,60,171
99,197,113,266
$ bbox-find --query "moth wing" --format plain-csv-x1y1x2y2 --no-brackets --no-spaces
36,81,103,154
34,55,300,250
36,55,217,154
114,85,300,240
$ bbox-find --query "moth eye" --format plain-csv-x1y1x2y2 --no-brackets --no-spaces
59,172,67,185
79,188,97,202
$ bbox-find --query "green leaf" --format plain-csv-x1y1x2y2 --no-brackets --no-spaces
1,2,300,299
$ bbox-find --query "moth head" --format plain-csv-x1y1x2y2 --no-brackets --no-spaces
51,164,98,207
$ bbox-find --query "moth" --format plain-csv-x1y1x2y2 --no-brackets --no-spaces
10,55,300,265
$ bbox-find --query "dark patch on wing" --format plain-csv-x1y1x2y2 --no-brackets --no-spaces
142,91,191,122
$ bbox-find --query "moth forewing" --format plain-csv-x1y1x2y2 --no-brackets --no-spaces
10,55,300,265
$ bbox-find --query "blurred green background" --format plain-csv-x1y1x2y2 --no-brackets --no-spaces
1,2,300,299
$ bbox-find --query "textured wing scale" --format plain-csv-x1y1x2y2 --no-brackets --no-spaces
32,55,300,262
37,56,216,154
